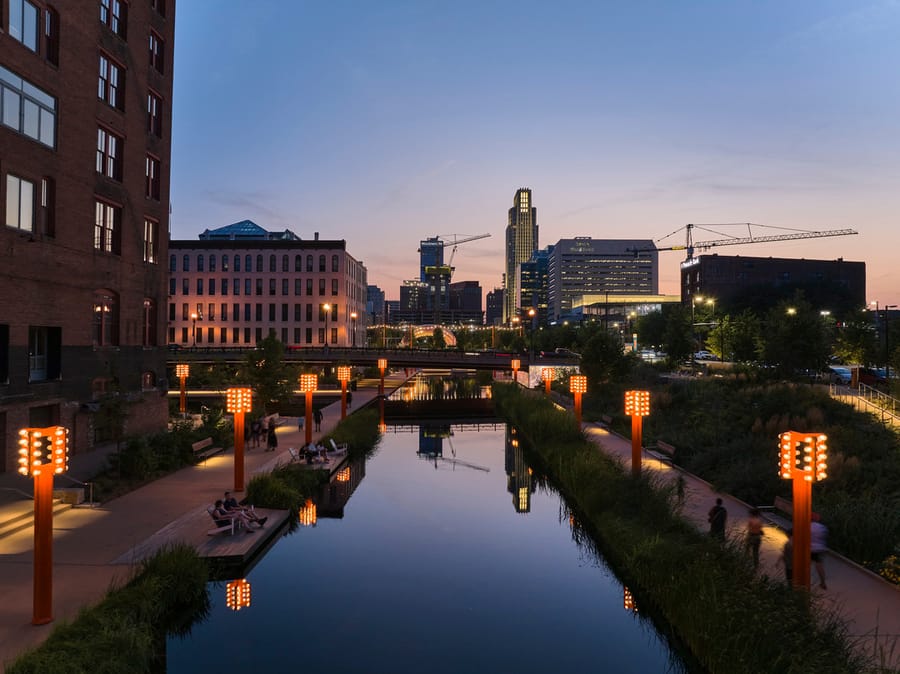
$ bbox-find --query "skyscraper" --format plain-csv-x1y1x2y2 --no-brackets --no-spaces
503,188,538,323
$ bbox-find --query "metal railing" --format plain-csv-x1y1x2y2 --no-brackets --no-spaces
831,383,900,426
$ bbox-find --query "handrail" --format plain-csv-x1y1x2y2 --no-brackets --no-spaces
0,486,35,500
55,474,96,508
831,383,900,426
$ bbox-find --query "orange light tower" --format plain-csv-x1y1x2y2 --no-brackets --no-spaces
377,358,387,396
299,374,318,446
570,375,587,426
511,358,521,383
337,366,351,419
226,387,253,491
175,363,189,415
225,579,252,611
18,426,69,625
625,390,650,478
779,431,828,590
542,367,554,395
299,498,318,527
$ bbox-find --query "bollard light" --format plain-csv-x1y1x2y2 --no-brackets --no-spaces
299,374,318,446
778,431,828,590
225,579,252,611
175,363,190,414
18,426,70,625
570,375,587,426
337,366,351,419
226,387,253,491
542,367,554,395
625,390,650,477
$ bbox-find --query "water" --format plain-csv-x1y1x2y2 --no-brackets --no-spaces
167,422,687,673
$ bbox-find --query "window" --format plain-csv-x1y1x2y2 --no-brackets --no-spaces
98,55,124,110
332,279,339,296
306,279,313,296
244,304,251,321
207,303,215,320
196,279,203,295
142,371,155,390
100,0,127,38
9,0,39,51
221,255,228,271
45,7,59,66
142,299,157,346
319,255,326,272
145,155,160,199
282,279,289,295
169,254,176,272
245,254,251,271
147,91,162,136
209,255,216,272
1,65,57,147
268,304,275,321
256,254,263,272
255,304,262,321
93,200,121,254
233,255,240,272
294,279,302,296
182,254,189,271
96,127,123,181
332,254,339,272
269,279,276,295
319,279,326,296
306,304,313,321
221,303,228,321
244,279,251,295
182,304,188,320
294,304,301,321
149,31,164,73
233,279,240,295
306,255,313,272
5,175,34,232
281,304,288,321
92,291,119,346
180,326,187,343
255,279,262,296
330,327,337,345
143,218,158,263
29,326,61,381
221,279,228,296
168,303,175,320
244,327,251,344
39,177,55,237
282,255,289,272
151,0,165,17
306,327,312,344
269,254,276,272
293,328,300,344
168,278,175,296
295,255,302,272
233,303,239,321
318,328,325,345
209,279,216,295
182,278,188,295
197,254,204,272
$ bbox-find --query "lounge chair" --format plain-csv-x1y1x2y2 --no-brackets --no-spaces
207,506,238,536
288,447,301,463
328,438,348,455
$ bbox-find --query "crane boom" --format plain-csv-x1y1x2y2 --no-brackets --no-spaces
438,233,491,269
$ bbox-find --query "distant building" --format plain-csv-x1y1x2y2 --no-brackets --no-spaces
169,223,367,348
449,281,483,325
418,237,444,281
366,285,386,326
385,300,400,324
681,255,866,313
0,1,176,464
547,238,658,322
486,288,504,326
504,188,538,324
397,280,431,324
519,246,553,324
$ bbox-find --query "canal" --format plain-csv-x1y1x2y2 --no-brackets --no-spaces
167,418,689,672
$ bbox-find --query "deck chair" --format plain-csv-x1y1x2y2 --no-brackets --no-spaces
207,506,237,536
329,438,348,454
288,447,301,463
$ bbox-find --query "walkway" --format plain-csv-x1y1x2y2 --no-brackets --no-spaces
582,421,900,670
0,372,411,669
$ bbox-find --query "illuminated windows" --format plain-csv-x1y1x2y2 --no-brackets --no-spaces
96,127,123,181
93,200,121,254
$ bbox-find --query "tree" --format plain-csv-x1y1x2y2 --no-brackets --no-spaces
635,311,667,351
832,310,878,365
580,330,629,385
662,304,692,363
728,310,763,363
760,293,830,374
432,327,446,349
238,334,298,412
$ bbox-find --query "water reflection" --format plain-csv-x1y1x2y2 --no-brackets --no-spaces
224,579,252,612
505,426,535,513
317,457,366,518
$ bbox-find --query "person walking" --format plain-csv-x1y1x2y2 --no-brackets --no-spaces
781,528,794,585
745,508,764,568
708,497,727,541
266,424,278,452
313,408,323,432
811,512,828,590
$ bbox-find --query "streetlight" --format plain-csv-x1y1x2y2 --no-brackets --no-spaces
18,425,69,624
226,387,252,492
377,358,387,396
778,431,827,590
323,303,331,347
299,373,317,446
625,390,650,478
542,367,554,395
528,308,536,363
337,366,351,419
570,375,587,426
190,311,198,347
350,311,358,348
175,363,189,415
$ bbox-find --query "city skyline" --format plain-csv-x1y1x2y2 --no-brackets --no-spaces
170,1,900,305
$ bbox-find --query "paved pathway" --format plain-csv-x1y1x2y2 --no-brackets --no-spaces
583,421,900,670
0,373,409,670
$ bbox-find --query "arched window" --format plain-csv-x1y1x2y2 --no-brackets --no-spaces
306,254,313,272
294,254,302,272
331,254,339,272
269,254,276,272
222,254,229,271
169,254,176,272
282,254,289,272
318,254,326,272
197,254,205,272
141,371,156,390
245,254,252,271
209,254,217,272
182,254,190,271
93,289,119,346
234,255,241,272
142,298,157,346
256,254,263,272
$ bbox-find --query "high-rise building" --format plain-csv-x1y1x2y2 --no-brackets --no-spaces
366,285,386,326
418,237,444,281
519,246,553,325
503,188,538,323
1,2,176,466
485,288,504,326
547,238,658,322
169,223,367,348
448,281,483,325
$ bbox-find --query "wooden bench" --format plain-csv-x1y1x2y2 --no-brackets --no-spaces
647,440,675,464
758,496,793,531
192,437,224,463
206,506,237,536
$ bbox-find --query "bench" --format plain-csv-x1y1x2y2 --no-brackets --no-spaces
599,414,613,429
207,506,237,536
758,496,793,531
192,437,224,463
647,440,675,464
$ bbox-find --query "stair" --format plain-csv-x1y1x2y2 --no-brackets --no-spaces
0,499,73,541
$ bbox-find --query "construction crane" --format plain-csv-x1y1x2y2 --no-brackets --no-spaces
631,223,858,263
419,233,491,324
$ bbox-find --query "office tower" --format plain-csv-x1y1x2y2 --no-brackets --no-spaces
485,288,504,326
519,246,553,325
0,1,176,464
367,285,386,326
503,188,538,324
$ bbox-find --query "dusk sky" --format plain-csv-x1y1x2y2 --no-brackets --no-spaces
171,1,900,305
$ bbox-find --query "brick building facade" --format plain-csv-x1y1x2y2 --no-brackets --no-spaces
0,1,175,472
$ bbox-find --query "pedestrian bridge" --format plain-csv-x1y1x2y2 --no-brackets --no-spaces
166,346,578,371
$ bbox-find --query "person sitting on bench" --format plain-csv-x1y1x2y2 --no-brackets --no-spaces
223,491,267,527
214,499,258,533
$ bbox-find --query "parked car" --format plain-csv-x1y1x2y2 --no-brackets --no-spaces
693,351,718,361
828,366,852,385
554,348,581,359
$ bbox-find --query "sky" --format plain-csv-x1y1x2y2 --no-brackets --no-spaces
170,1,900,306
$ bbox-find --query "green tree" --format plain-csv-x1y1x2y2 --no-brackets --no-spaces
760,293,830,374
662,304,692,362
580,330,629,385
238,334,298,412
728,310,763,362
432,327,446,349
832,310,878,365
635,311,667,351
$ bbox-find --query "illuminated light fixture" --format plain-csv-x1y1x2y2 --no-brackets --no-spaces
337,366,351,419
377,358,388,395
299,374,318,445
624,390,650,417
175,363,190,415
336,466,351,482
18,426,69,477
299,498,317,527
542,367,554,395
225,579,252,611
778,431,828,590
624,390,651,477
569,375,588,427
511,358,521,383
623,587,638,613
226,387,253,491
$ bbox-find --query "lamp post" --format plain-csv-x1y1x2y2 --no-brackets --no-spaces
226,387,252,491
528,308,536,363
323,303,331,347
190,311,198,347
337,366,351,419
175,363,189,415
225,579,252,612
625,390,650,478
377,358,387,396
542,367,554,395
778,431,827,590
570,375,587,427
299,373,318,446
510,358,521,384
350,311,358,348
18,425,69,625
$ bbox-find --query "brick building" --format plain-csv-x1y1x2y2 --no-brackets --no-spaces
169,223,368,348
0,1,175,471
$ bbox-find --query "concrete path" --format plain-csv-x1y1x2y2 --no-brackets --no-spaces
583,421,900,670
0,372,410,670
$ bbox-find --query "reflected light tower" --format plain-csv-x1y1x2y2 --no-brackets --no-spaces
225,579,252,612
377,358,387,396
226,387,252,491
299,374,318,446
625,390,650,478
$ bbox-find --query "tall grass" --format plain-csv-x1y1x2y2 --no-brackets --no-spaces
494,383,868,674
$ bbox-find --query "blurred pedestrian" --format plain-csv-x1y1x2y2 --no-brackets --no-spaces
811,512,828,590
781,528,793,585
266,424,278,452
746,508,764,568
708,497,727,541
313,408,323,431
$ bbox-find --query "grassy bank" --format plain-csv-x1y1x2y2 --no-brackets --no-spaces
494,383,868,674
8,545,209,674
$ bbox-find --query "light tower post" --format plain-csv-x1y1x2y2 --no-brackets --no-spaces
176,363,189,415
299,374,318,446
624,390,650,478
337,366,351,419
226,387,252,491
570,375,587,427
